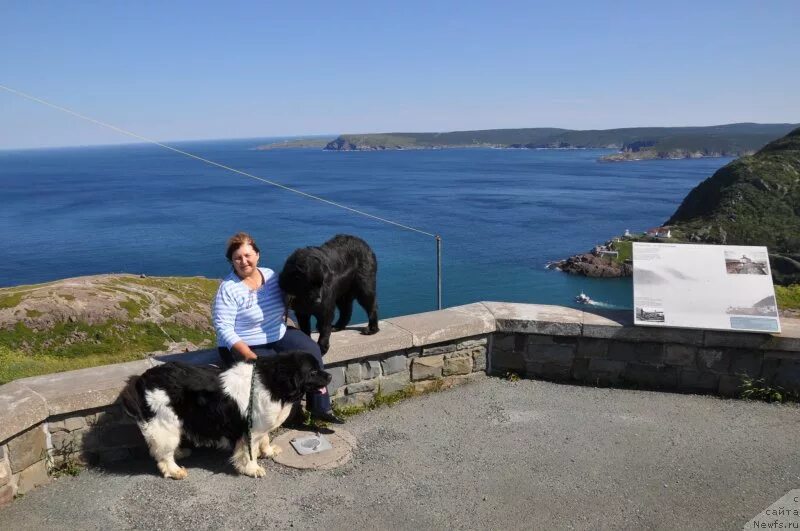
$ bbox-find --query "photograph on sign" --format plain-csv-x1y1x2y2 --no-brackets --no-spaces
632,242,781,333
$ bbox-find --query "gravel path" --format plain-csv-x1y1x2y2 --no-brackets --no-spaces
2,377,799,530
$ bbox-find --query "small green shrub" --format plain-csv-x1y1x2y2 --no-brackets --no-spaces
739,376,799,403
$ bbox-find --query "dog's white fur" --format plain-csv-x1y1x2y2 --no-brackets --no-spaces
138,364,293,479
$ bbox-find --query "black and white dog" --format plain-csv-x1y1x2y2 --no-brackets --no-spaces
279,234,379,354
121,351,331,479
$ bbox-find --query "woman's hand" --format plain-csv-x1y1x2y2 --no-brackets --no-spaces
231,341,258,362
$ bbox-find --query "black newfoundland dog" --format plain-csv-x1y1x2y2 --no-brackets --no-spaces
279,234,379,354
122,351,330,479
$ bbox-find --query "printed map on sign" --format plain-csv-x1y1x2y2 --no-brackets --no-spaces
632,242,781,333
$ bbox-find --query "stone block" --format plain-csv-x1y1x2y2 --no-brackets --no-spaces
381,355,408,376
443,355,472,376
678,371,719,393
377,372,410,395
422,343,457,356
526,361,572,380
64,416,87,432
588,359,627,376
571,358,591,381
773,361,800,392
729,352,763,378
363,360,382,379
48,420,67,433
718,375,743,397
696,349,731,374
577,338,608,358
318,320,414,365
326,366,346,395
759,359,781,382
664,345,697,367
441,374,478,390
0,484,13,507
703,331,771,349
345,363,363,384
456,337,487,349
526,344,576,365
16,460,49,495
19,358,153,416
7,424,47,474
346,379,377,394
333,392,373,409
50,429,85,452
406,347,422,359
491,348,524,372
483,302,583,335
386,303,496,346
413,380,442,394
472,349,487,372
0,456,10,487
411,355,444,381
622,364,678,389
0,381,48,443
608,342,664,366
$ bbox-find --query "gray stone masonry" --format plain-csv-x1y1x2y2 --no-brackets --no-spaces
380,354,408,376
412,356,444,381
0,302,798,509
7,424,47,474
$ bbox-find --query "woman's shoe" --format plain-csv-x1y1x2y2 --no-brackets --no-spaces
309,409,345,425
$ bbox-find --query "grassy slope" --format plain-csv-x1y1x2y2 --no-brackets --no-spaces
0,275,219,384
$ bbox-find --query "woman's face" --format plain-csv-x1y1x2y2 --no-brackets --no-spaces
231,243,260,279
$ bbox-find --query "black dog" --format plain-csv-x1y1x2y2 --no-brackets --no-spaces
279,234,379,354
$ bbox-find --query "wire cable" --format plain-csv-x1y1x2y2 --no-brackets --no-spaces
0,83,437,238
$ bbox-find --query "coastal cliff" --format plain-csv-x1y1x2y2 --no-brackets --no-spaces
321,123,798,160
554,126,800,285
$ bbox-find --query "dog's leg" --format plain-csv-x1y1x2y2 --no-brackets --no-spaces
297,313,312,336
231,437,266,478
258,433,282,459
140,420,188,480
317,318,333,354
356,291,380,335
333,298,353,331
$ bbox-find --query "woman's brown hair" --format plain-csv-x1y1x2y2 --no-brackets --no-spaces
225,232,260,262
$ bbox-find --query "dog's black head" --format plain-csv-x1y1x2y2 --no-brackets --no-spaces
257,351,331,403
279,247,329,305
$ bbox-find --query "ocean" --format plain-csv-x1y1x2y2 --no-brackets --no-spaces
0,139,731,321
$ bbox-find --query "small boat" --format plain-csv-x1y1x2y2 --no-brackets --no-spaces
575,292,592,304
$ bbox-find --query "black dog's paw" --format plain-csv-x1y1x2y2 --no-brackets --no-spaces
318,338,331,354
361,325,379,336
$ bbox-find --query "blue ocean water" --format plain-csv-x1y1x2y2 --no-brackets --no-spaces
0,140,731,320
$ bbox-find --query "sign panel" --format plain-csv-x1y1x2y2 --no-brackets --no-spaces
633,242,781,333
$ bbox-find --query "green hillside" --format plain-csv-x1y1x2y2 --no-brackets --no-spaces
323,123,799,157
667,127,800,284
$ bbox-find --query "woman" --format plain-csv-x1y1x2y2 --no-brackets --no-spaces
213,232,342,424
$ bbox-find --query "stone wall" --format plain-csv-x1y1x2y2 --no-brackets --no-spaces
1,301,798,508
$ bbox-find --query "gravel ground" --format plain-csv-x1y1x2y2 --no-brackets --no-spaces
2,377,799,530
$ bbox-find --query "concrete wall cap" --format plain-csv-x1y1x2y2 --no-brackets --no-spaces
18,359,154,416
386,303,496,347
310,320,414,365
0,382,47,443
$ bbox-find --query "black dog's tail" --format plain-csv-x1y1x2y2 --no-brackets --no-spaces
120,375,147,422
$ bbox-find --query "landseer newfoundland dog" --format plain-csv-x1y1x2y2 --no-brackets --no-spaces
121,351,330,479
279,234,379,354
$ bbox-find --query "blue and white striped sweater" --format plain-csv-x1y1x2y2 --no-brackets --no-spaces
212,267,286,349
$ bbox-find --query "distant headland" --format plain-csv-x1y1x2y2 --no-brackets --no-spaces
254,123,799,161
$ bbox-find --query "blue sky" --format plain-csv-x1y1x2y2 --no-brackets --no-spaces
1,1,798,149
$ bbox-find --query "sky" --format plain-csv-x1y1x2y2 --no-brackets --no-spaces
1,0,798,149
